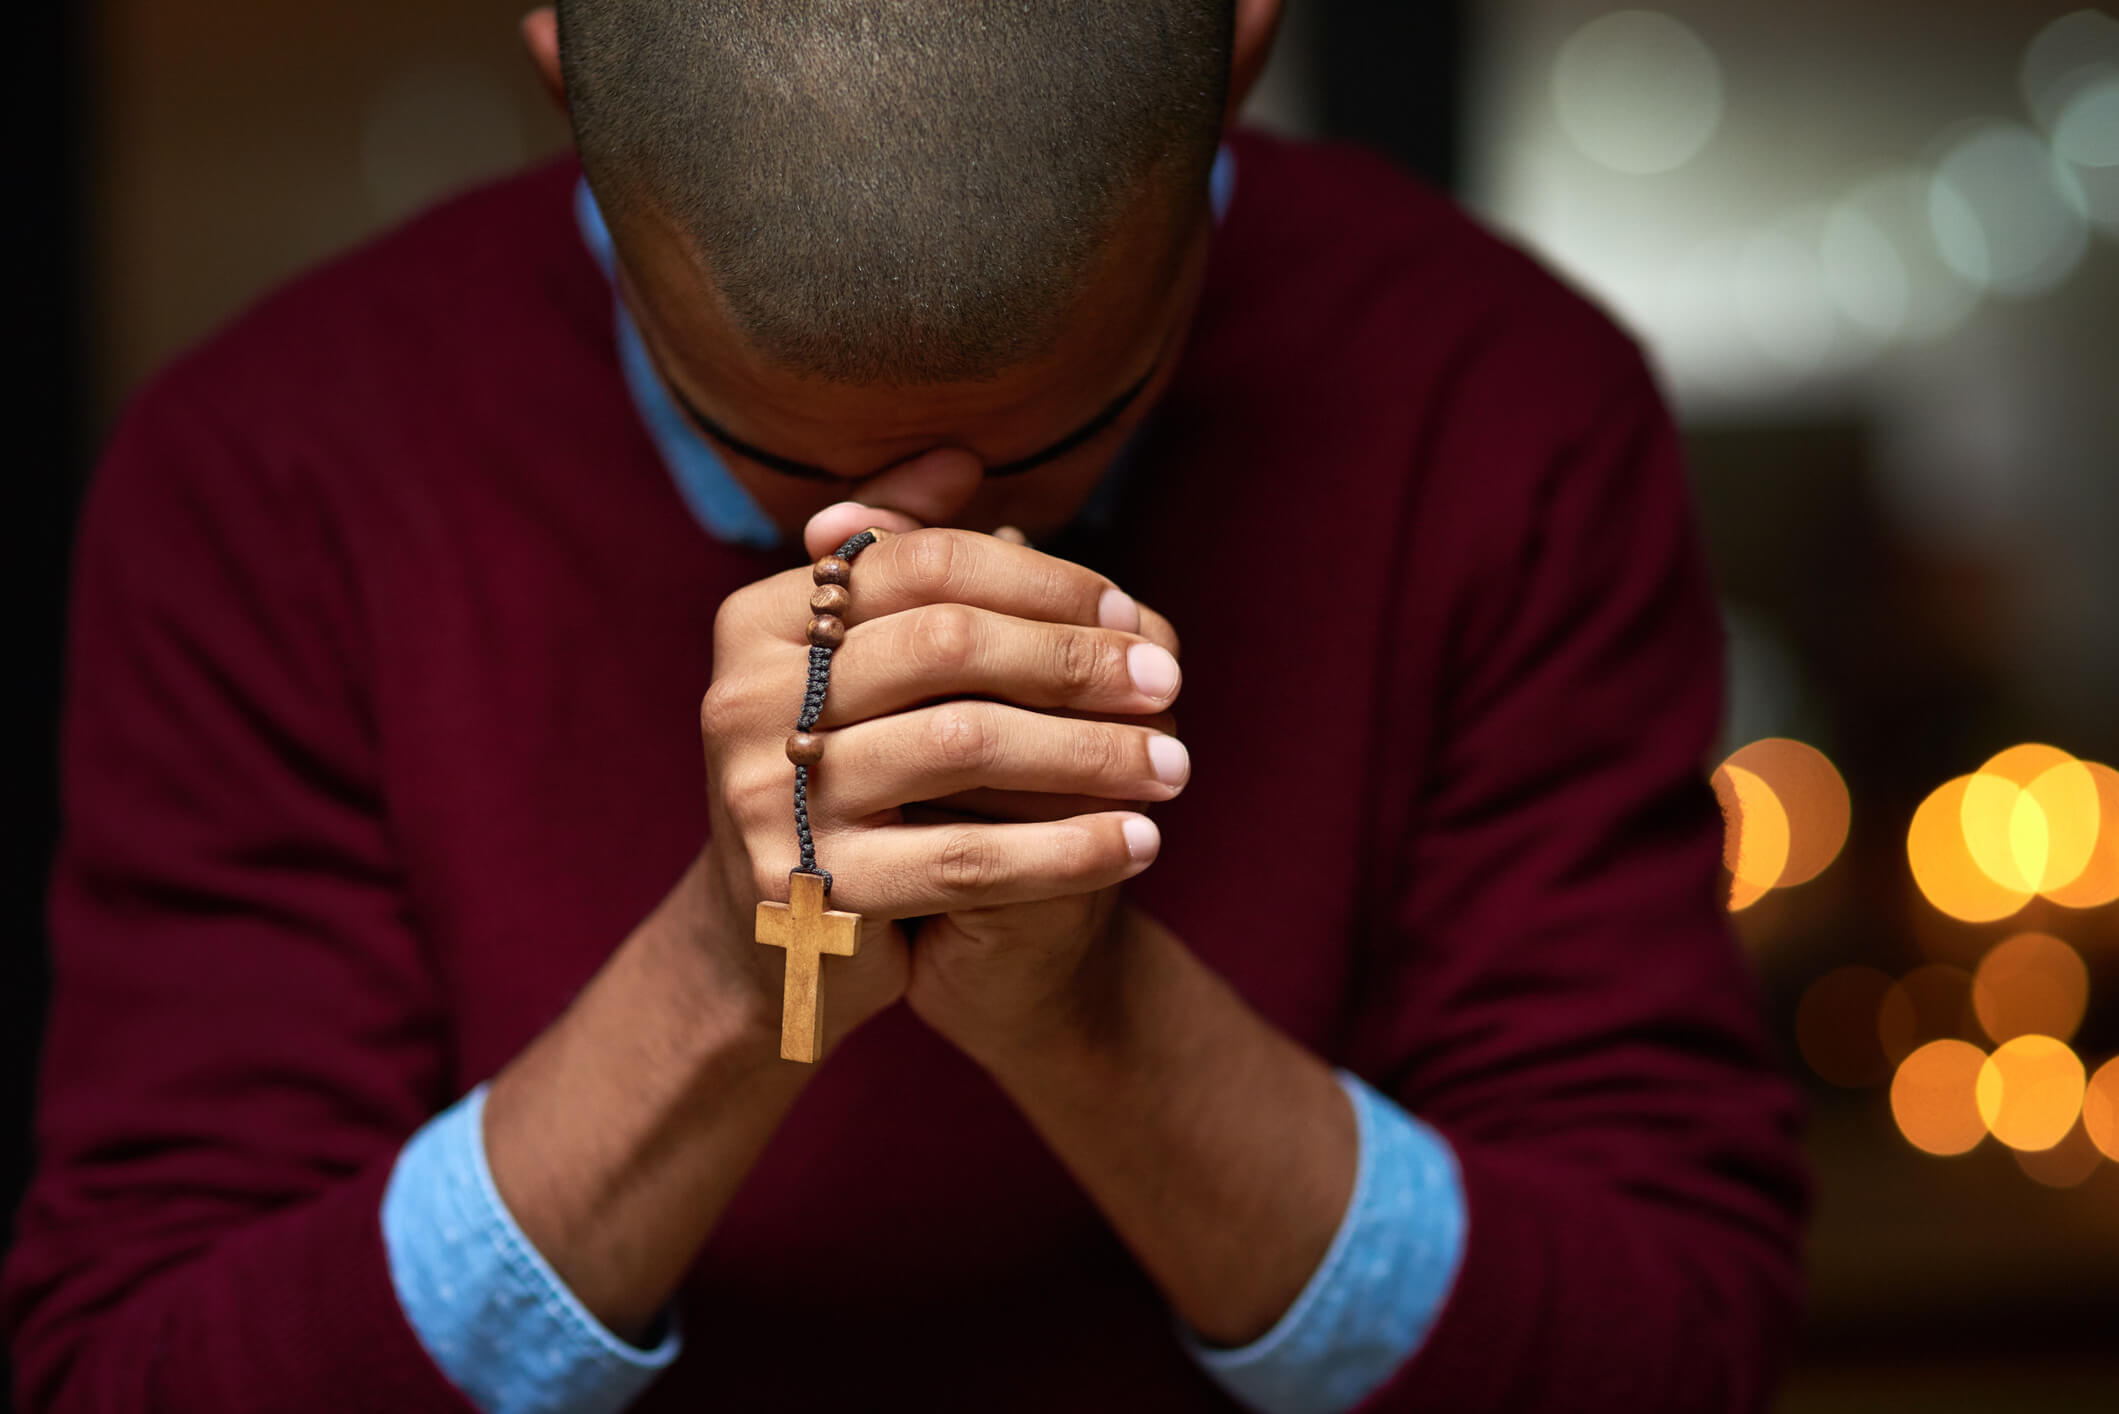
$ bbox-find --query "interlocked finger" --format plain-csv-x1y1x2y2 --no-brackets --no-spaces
807,699,1188,821
810,603,1180,727
796,810,1158,920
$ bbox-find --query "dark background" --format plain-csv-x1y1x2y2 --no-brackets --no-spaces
11,2,2118,1410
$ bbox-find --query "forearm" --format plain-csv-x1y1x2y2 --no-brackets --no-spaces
480,848,807,1340
970,905,1358,1346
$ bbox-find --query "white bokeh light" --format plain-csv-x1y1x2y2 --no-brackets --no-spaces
2021,9,2119,132
2054,73,2119,231
1736,222,1838,372
1929,124,2090,297
1833,169,1981,343
1820,205,1910,341
2054,73,2119,166
1552,11,1724,176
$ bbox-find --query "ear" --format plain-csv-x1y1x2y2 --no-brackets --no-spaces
520,6,567,114
1224,0,1284,120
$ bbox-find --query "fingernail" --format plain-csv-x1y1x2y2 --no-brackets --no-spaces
1128,642,1180,701
1122,814,1160,863
1148,734,1190,788
1099,587,1141,633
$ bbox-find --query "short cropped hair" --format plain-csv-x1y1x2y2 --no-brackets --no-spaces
557,0,1233,384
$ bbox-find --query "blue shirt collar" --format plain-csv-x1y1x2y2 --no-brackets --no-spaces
578,145,1236,550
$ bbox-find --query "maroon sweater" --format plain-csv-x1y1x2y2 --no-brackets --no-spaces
7,132,1807,1412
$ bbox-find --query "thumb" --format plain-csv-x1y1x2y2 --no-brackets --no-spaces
835,445,986,542
804,500,926,561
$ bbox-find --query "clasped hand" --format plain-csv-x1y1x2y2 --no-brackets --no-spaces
694,508,1187,1068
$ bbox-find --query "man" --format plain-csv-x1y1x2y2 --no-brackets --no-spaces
5,2,1808,1411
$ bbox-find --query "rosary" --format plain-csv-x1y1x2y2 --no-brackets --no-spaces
753,527,888,1063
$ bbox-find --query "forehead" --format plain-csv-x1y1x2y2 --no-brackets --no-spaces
606,179,1207,444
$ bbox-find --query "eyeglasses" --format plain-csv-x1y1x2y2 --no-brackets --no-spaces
663,354,1165,482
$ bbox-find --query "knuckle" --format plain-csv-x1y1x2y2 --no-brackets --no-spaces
721,759,784,824
698,677,747,743
908,602,979,676
934,827,998,895
1050,628,1111,697
1072,819,1115,876
1068,723,1125,780
903,528,965,600
928,702,997,774
1034,560,1078,616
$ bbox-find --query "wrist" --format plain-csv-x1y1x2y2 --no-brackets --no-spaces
648,847,793,1074
967,902,1162,1091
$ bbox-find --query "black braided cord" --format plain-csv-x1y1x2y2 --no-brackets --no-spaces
791,529,879,895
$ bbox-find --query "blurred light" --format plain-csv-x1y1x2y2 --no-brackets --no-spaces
1960,746,2104,895
1711,763,1788,910
2045,762,2119,908
1878,964,1978,1064
1976,1034,2086,1151
1820,205,1910,339
1735,224,1838,371
2054,74,2119,167
1891,1038,1989,1156
1928,124,2089,298
2022,760,2104,892
1972,932,2090,1044
2053,73,2119,234
2014,1117,2104,1188
1796,966,1896,1088
1551,11,1724,176
1833,170,1980,343
1722,739,1851,889
361,62,528,224
2021,10,2119,133
2084,1057,2119,1161
1909,777,2034,922
1958,744,2073,890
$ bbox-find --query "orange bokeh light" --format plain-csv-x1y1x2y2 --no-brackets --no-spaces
1712,763,1789,911
2084,1057,2119,1163
1961,745,2102,895
2044,762,2119,910
2013,1118,2103,1189
1722,738,1851,889
1908,776,2033,923
1877,963,1977,1065
1975,1034,2085,1152
1971,932,2089,1045
1891,1039,1988,1156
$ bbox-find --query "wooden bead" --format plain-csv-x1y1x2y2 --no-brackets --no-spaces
809,583,851,617
807,614,846,649
785,731,824,766
813,556,851,587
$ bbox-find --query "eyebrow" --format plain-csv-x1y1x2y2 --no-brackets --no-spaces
667,357,1163,482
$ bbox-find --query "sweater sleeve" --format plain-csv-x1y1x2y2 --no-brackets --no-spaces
2,371,480,1414
1341,324,1810,1413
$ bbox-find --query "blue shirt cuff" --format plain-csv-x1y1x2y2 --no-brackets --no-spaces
1177,1069,1469,1414
381,1083,680,1414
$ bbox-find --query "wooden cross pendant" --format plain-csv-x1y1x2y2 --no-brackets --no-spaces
754,870,862,1063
